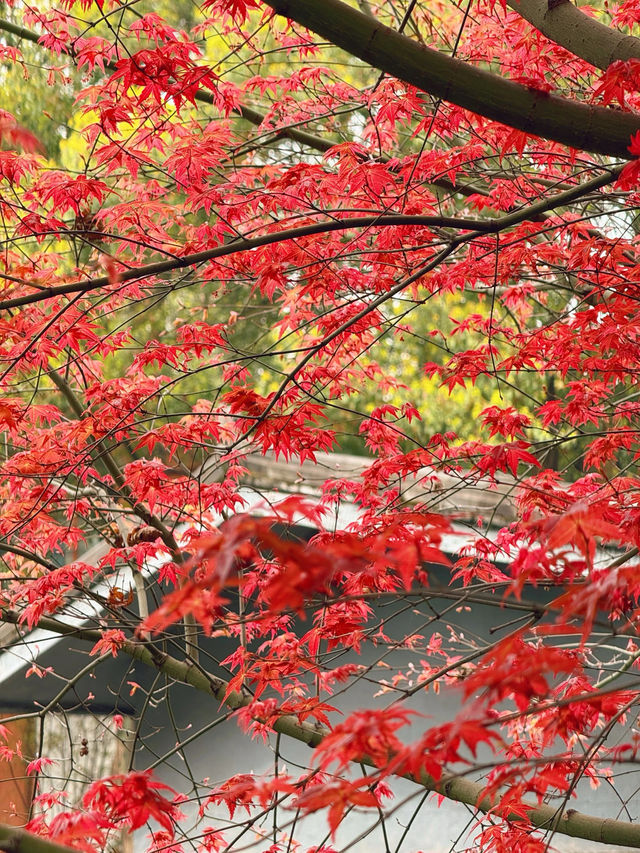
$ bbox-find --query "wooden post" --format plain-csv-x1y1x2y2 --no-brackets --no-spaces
0,713,36,826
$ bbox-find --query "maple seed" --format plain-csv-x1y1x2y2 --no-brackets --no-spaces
127,525,161,546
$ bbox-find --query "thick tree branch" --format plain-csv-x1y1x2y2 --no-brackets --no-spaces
507,0,640,70
261,0,640,158
0,826,75,853
2,609,639,848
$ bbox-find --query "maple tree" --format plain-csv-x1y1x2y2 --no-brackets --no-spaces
4,0,640,850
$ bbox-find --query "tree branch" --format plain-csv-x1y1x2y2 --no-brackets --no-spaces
0,543,57,572
0,825,75,853
0,18,577,204
0,214,501,311
2,608,639,848
0,181,618,312
47,368,173,540
46,367,199,659
0,17,341,159
261,0,640,158
507,0,640,70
